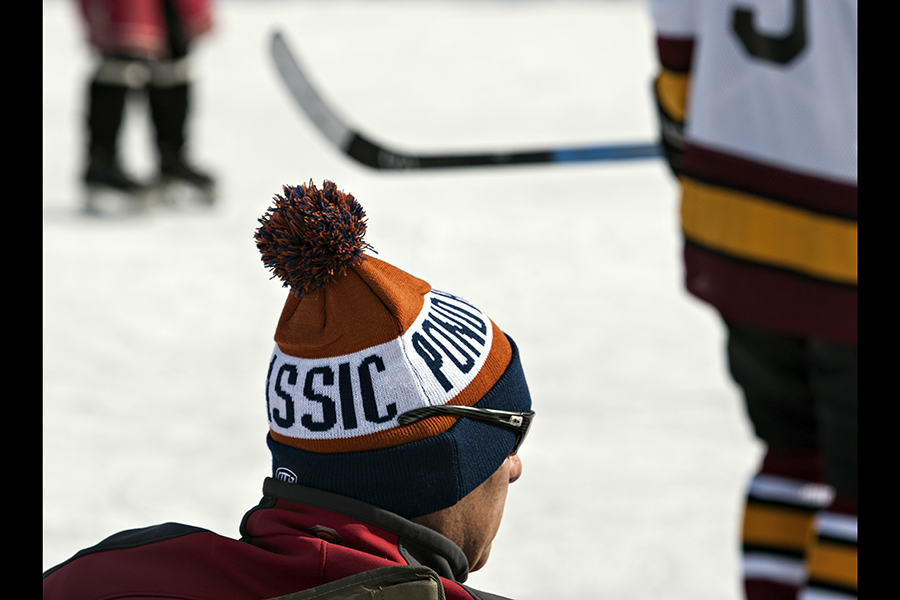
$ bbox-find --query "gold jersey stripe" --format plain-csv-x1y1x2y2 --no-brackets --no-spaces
742,504,815,551
806,540,858,589
655,70,690,123
682,177,857,284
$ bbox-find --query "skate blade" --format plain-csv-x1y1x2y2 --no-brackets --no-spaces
157,180,217,209
83,185,154,217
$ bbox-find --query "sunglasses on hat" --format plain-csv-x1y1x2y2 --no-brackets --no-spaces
398,405,534,455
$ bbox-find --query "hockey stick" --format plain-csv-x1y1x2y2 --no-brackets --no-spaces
271,31,662,171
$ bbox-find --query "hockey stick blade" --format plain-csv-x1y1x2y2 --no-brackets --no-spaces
271,31,662,170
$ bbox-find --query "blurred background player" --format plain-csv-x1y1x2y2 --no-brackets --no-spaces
648,1,857,599
77,0,216,212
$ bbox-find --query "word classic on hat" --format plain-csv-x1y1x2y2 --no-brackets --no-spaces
254,181,532,518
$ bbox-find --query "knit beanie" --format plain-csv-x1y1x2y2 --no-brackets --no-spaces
254,180,532,519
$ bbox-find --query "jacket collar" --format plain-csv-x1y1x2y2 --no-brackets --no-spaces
260,477,471,583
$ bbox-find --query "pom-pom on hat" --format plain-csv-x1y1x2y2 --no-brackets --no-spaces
255,180,532,518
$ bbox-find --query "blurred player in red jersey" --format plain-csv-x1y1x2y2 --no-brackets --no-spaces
77,0,216,211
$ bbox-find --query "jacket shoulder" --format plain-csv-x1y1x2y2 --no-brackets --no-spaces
43,522,210,579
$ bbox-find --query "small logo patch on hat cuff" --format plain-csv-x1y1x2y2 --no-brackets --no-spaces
266,290,494,445
274,467,298,483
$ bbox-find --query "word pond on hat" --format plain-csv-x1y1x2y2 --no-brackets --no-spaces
254,181,515,455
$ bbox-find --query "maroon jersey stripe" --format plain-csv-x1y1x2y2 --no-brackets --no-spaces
684,241,856,345
684,143,857,219
657,36,694,72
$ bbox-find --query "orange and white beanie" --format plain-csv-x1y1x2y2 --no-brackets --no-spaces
254,180,532,518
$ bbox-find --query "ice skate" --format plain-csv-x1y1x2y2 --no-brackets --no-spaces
154,153,217,208
82,152,152,216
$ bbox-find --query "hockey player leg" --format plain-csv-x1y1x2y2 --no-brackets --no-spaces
726,321,826,600
147,2,215,208
800,340,857,599
742,449,833,600
800,497,857,600
83,58,152,215
147,71,216,207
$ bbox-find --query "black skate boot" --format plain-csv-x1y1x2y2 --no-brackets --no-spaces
83,148,151,216
156,146,217,207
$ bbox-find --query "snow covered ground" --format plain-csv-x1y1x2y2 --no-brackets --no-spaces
43,1,762,598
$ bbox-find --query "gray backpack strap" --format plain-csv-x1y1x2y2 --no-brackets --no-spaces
265,565,446,600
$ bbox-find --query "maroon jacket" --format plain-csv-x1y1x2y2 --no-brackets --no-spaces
43,478,511,600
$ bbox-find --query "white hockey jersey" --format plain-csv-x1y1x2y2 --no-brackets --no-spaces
648,0,858,345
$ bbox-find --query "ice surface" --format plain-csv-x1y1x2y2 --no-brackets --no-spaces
43,1,761,598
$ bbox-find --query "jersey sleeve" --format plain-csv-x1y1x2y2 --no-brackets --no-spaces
647,0,696,175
